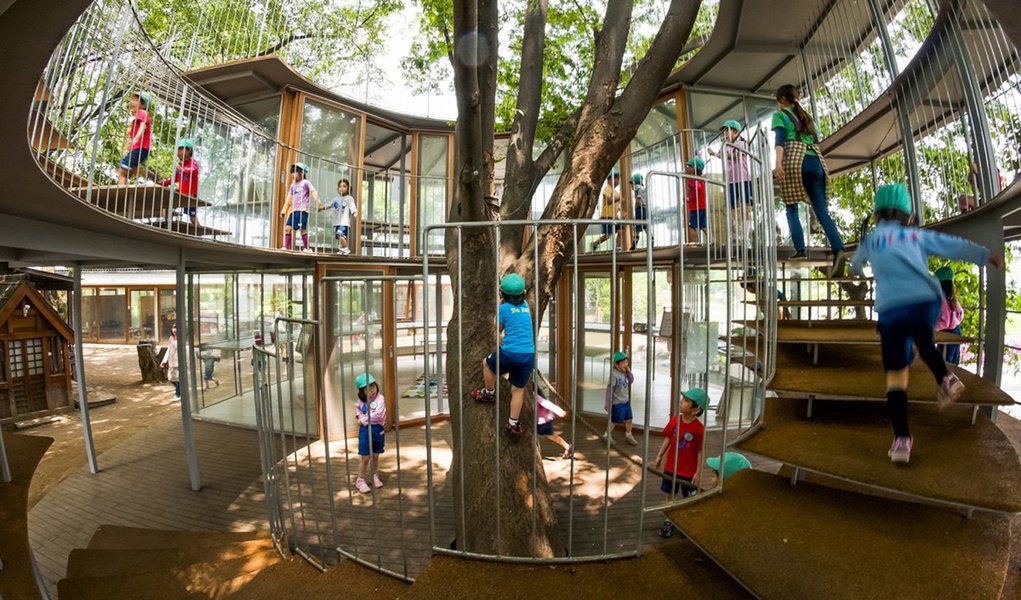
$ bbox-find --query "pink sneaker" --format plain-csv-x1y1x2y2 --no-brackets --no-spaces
937,373,965,409
373,474,383,489
355,477,371,493
888,436,913,464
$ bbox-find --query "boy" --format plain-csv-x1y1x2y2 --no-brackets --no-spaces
603,351,636,445
324,178,357,255
630,173,647,251
118,92,152,185
705,451,752,488
162,139,200,226
591,171,622,252
280,162,324,251
685,157,707,245
849,184,1001,464
654,387,707,537
472,273,535,436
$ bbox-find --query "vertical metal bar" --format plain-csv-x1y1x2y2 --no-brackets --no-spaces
567,223,580,556
72,267,99,474
456,227,466,546
602,217,618,554
636,194,654,553
175,254,201,490
493,223,502,553
422,236,438,549
531,223,539,554
84,7,132,207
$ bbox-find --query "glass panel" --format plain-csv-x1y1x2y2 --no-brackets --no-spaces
362,170,412,258
0,343,6,383
417,135,450,255
96,288,126,343
25,339,43,376
233,96,281,137
631,268,675,428
81,287,98,341
48,337,65,375
129,289,157,342
578,271,620,418
158,289,176,341
9,341,22,379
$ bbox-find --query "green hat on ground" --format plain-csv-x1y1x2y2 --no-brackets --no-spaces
706,452,752,478
631,173,643,184
685,157,705,174
500,273,526,295
291,162,310,174
681,387,708,410
176,138,194,150
613,351,628,363
935,267,955,282
721,119,743,132
355,373,375,389
874,183,912,214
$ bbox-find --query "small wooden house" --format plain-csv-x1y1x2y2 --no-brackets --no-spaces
0,278,73,420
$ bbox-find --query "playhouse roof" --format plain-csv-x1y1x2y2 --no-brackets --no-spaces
0,277,73,341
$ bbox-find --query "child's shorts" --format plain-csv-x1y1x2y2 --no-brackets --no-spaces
877,299,942,371
537,421,554,436
634,205,647,232
335,225,349,240
688,209,706,230
285,211,309,230
611,401,633,423
120,148,150,169
727,181,753,208
184,207,197,217
661,472,695,496
485,349,534,388
358,423,385,456
601,222,620,235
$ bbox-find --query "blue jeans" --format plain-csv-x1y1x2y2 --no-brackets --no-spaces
941,325,962,365
785,155,844,253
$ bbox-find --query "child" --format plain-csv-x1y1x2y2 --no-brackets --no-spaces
198,348,220,389
603,351,637,445
354,372,386,493
472,273,535,436
280,162,324,251
118,92,152,185
934,266,964,365
591,171,622,252
849,184,1001,464
705,451,752,487
685,158,707,245
709,120,752,240
324,178,357,255
162,138,200,226
654,387,707,537
630,173,647,251
159,324,180,400
537,391,572,459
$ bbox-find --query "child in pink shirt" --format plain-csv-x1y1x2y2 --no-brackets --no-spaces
537,392,572,459
934,267,964,364
355,373,387,493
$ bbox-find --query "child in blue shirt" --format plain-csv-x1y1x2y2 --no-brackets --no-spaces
472,273,535,436
849,184,1001,464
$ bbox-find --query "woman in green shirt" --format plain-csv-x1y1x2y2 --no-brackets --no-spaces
772,85,845,276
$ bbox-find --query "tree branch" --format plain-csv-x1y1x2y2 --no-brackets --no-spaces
577,0,633,129
534,107,581,176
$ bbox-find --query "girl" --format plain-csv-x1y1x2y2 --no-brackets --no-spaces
537,391,572,459
280,162,323,251
708,120,752,241
771,85,845,276
160,324,180,400
935,267,964,365
355,372,386,493
324,178,358,255
118,92,152,185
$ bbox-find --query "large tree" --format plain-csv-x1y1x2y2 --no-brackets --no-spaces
438,0,703,557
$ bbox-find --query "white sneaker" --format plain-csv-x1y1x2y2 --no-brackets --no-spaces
888,436,913,464
173,395,181,401
340,247,351,255
937,373,965,409
373,474,383,488
625,433,638,445
355,477,371,493
602,431,610,442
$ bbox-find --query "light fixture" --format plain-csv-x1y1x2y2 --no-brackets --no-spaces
22,302,30,317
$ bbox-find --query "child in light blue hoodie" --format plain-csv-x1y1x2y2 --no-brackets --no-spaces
849,184,1001,464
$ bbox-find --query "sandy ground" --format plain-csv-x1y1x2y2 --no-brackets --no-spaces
23,345,181,507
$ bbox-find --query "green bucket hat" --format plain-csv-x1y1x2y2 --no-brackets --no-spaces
721,119,743,132
291,162,310,174
500,273,526,295
935,267,955,282
706,452,752,478
630,173,643,184
134,92,152,109
681,387,708,411
612,351,628,363
176,138,194,150
874,183,912,214
355,373,375,389
685,157,705,174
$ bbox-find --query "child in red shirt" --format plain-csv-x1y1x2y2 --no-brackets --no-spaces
162,139,201,226
685,158,707,244
654,387,707,537
118,92,153,185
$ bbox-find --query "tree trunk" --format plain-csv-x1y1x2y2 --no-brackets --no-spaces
137,341,167,384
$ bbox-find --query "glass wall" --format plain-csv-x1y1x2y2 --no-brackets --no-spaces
129,289,156,342
417,135,450,255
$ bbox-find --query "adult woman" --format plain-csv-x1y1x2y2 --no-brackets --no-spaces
160,324,180,399
772,85,845,275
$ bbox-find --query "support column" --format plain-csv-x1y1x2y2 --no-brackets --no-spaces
72,267,99,474
981,226,1006,385
176,252,201,491
398,135,407,257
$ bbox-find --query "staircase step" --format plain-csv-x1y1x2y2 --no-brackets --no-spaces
733,319,972,345
735,396,1021,513
57,553,282,600
665,469,1011,599
66,542,278,578
766,343,1013,405
229,556,413,599
86,525,270,550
